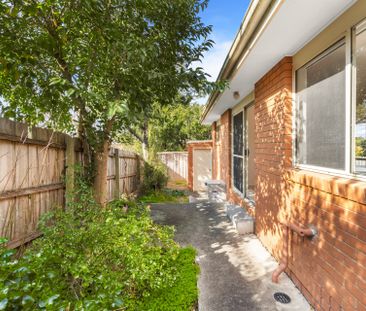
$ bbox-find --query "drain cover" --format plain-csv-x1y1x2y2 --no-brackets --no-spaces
274,292,291,304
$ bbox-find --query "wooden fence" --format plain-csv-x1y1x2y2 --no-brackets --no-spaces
0,118,140,248
158,152,188,183
107,148,140,202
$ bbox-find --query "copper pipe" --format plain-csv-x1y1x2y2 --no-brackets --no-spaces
272,222,316,283
287,223,314,237
272,224,289,283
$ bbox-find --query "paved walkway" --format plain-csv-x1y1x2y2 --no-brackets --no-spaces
151,201,311,311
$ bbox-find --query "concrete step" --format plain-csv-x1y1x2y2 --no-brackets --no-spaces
225,203,254,235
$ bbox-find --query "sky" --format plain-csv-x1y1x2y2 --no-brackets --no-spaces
196,0,251,105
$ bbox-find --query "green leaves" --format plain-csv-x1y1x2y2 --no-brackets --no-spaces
0,175,198,310
149,102,211,152
0,0,217,146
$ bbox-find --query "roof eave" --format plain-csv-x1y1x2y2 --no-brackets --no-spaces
201,0,278,124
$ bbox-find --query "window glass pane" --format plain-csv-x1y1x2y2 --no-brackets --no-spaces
233,156,243,193
355,26,366,174
296,43,346,170
233,112,243,155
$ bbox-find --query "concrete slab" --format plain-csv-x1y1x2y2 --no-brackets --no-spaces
151,202,311,311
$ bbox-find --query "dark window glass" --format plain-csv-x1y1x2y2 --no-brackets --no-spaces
233,112,243,156
233,156,243,193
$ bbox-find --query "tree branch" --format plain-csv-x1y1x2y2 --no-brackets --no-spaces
126,126,143,143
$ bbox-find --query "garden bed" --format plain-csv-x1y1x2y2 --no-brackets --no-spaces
0,188,198,310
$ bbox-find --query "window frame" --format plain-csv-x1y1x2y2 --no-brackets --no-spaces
352,19,366,175
293,20,366,180
232,110,244,195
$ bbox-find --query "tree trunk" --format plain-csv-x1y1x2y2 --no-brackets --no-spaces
93,119,114,207
142,117,149,161
93,139,111,207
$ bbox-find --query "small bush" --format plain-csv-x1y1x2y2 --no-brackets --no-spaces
139,189,188,204
141,162,168,192
137,247,199,311
0,182,198,310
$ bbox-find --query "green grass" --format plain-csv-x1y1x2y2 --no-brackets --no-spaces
172,180,188,186
139,189,189,204
136,247,199,311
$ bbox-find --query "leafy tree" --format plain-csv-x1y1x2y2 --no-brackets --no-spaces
0,0,217,205
356,137,366,157
149,102,211,152
120,100,211,157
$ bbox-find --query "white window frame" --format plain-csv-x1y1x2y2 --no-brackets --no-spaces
293,19,366,181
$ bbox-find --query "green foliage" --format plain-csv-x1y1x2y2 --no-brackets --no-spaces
137,247,199,311
139,189,188,204
149,102,211,152
141,162,168,193
0,0,217,145
356,137,366,157
0,189,198,310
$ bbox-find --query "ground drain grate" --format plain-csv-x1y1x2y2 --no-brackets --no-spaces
274,292,291,304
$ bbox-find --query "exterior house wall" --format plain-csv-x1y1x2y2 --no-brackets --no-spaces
254,56,293,264
219,110,232,191
207,3,366,309
212,123,218,180
212,55,366,310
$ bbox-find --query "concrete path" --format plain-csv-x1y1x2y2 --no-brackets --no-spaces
151,201,311,311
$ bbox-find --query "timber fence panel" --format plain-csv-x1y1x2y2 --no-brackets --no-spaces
0,118,67,248
107,148,140,200
0,118,140,248
158,152,188,182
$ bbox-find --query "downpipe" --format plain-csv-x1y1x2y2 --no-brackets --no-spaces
272,222,317,283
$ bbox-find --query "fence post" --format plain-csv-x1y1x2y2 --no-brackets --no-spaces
114,148,120,199
136,154,141,191
65,136,75,206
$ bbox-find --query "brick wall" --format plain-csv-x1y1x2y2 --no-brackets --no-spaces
254,56,366,311
212,123,218,180
285,171,366,311
211,56,366,310
254,56,293,260
219,110,232,189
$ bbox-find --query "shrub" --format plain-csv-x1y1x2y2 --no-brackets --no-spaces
139,189,188,204
141,162,168,193
0,186,198,310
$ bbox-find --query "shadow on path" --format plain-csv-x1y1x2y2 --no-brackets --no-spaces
151,202,310,311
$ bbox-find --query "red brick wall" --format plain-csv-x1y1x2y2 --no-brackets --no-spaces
211,56,366,310
254,56,293,259
212,123,218,180
285,171,366,311
254,56,366,311
219,110,232,189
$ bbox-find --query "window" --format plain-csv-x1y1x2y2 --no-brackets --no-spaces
295,19,366,176
233,112,244,193
354,21,366,174
296,41,346,170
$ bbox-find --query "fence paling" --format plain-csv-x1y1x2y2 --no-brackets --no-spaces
157,152,188,182
0,118,140,248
